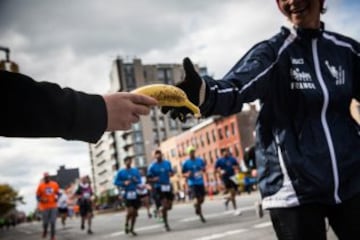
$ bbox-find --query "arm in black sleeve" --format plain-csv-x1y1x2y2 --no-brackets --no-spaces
0,70,107,143
352,41,360,102
200,41,277,117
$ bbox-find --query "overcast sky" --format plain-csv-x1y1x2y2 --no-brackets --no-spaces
0,0,359,214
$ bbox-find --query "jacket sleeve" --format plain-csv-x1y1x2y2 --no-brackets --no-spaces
200,41,277,116
352,41,360,102
0,70,107,143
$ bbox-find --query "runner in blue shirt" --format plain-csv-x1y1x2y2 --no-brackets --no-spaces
215,148,240,213
114,156,141,236
182,146,207,222
147,149,174,231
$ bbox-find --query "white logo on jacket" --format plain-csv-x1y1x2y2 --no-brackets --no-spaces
290,68,316,90
325,60,345,85
291,58,304,65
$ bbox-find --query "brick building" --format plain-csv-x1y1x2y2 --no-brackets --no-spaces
160,105,258,194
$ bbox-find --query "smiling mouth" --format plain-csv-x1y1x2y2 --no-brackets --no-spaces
290,4,308,15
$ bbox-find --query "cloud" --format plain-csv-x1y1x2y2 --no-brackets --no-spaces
0,0,359,213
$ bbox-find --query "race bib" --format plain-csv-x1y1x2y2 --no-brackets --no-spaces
83,192,91,199
137,188,148,195
194,171,202,179
161,185,171,192
126,191,137,200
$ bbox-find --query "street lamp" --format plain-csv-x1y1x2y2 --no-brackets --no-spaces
0,46,19,73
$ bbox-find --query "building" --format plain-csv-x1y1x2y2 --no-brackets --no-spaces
89,132,118,196
89,58,206,197
160,105,258,194
55,165,80,189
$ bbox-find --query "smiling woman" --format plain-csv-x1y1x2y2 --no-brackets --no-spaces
163,0,360,239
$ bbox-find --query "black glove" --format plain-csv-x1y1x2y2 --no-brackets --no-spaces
162,57,203,122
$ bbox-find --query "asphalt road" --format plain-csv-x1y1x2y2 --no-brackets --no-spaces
0,193,337,240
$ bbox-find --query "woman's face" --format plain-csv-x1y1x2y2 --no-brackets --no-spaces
278,0,321,29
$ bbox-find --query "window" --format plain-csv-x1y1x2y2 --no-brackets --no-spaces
209,151,214,164
157,68,174,84
97,159,106,167
134,143,144,155
134,132,143,142
212,129,216,142
124,65,135,89
170,148,176,158
200,135,204,147
218,129,223,140
159,119,165,128
206,132,210,145
169,118,177,130
137,156,145,167
225,125,230,138
234,144,240,157
231,122,236,135
133,123,141,131
98,169,107,176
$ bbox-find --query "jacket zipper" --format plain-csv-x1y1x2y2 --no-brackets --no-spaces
311,39,341,204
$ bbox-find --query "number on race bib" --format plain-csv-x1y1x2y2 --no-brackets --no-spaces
161,185,171,192
126,191,137,200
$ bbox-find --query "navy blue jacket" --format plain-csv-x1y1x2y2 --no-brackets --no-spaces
200,24,360,209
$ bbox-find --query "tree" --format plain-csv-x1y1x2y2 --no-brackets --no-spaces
0,184,24,217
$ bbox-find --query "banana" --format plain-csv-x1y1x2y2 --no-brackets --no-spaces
131,84,201,118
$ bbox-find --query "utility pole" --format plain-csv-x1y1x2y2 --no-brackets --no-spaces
0,46,19,73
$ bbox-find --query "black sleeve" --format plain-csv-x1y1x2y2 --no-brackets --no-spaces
0,70,107,143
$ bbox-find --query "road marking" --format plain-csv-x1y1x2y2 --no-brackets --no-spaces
104,224,163,238
193,229,248,240
16,229,33,234
252,221,272,229
180,206,254,222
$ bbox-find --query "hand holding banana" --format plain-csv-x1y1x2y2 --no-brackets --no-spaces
131,57,203,122
131,84,201,118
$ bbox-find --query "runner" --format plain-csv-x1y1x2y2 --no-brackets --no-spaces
57,189,68,227
137,169,152,219
114,156,141,236
244,145,263,218
75,176,94,234
36,172,59,240
182,146,207,223
215,148,241,215
147,149,174,231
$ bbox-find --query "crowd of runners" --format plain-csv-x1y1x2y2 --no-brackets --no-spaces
113,146,257,235
34,145,257,239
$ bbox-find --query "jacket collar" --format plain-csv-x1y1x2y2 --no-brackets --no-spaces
283,22,324,39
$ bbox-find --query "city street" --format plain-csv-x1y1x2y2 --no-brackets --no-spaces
0,193,337,240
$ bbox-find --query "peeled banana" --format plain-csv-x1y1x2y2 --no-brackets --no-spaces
131,84,201,118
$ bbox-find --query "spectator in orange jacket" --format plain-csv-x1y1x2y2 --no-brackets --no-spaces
36,172,59,240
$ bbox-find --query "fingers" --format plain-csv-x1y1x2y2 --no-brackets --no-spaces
129,93,158,106
132,104,151,116
183,57,196,76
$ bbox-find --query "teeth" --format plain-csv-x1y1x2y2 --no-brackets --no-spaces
131,84,201,118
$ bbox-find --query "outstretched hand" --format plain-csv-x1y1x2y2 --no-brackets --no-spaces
162,57,203,122
103,92,158,131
